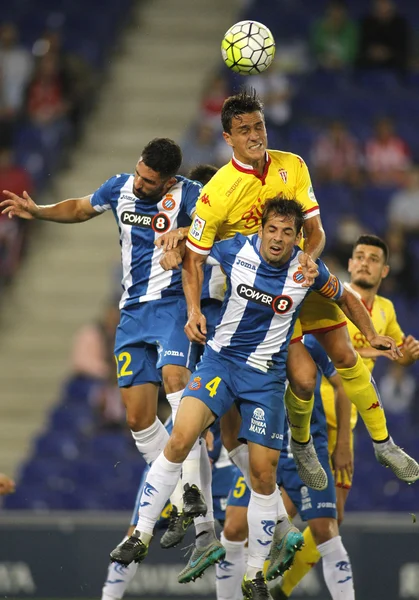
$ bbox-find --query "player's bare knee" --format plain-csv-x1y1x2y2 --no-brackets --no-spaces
309,518,339,545
249,464,276,495
126,411,155,432
331,346,357,369
162,368,189,395
166,430,192,462
223,513,248,542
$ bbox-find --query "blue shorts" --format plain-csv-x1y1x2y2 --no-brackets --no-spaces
277,447,337,521
183,347,286,450
226,466,251,508
115,297,193,387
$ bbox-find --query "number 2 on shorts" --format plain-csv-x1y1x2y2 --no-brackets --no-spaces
205,376,221,398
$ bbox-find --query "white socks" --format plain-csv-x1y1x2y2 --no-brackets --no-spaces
136,452,182,539
166,390,183,424
131,418,169,465
101,554,138,600
228,444,252,488
318,535,355,600
215,533,246,600
246,488,280,579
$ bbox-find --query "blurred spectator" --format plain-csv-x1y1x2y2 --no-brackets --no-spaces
0,23,33,146
71,303,119,382
312,0,359,70
364,117,411,186
90,379,126,431
251,68,292,129
0,147,33,284
0,473,15,496
328,214,364,268
388,165,419,234
380,227,417,298
33,29,96,138
181,123,217,173
379,362,415,415
311,120,361,185
200,73,229,130
24,53,71,127
357,0,411,72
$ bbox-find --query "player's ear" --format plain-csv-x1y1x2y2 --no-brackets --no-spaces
295,230,302,245
223,131,233,148
258,223,263,239
381,264,390,279
348,257,353,273
164,177,177,192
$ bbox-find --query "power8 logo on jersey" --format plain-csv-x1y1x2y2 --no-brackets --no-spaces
121,211,171,233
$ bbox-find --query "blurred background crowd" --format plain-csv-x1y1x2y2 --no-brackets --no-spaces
1,0,419,515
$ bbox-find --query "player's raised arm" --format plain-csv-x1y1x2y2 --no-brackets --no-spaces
0,190,99,223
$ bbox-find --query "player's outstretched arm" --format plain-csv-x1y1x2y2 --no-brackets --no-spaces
182,247,207,344
0,190,99,223
337,288,402,360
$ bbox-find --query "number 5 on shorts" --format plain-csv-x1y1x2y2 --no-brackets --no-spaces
205,376,221,398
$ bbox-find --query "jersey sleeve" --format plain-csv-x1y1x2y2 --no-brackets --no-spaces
384,300,405,346
186,178,228,255
294,156,320,220
182,179,202,218
311,259,343,300
90,176,116,213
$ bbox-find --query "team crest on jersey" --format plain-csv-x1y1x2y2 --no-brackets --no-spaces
293,269,306,284
201,193,211,206
162,194,175,211
278,169,288,184
188,376,202,390
190,215,206,241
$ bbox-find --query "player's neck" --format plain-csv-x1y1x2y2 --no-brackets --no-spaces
233,152,266,175
349,282,378,310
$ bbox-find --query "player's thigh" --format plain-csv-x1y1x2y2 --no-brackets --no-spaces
314,325,357,368
120,383,159,430
286,340,317,398
166,395,216,461
299,292,347,336
156,297,196,375
308,517,339,545
235,368,286,455
278,485,298,519
220,403,242,452
278,448,338,524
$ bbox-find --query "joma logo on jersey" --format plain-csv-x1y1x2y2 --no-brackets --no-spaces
121,211,170,232
237,284,293,314
235,258,256,271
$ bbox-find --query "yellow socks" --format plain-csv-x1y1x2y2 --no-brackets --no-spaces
281,526,321,596
284,386,314,443
336,353,388,441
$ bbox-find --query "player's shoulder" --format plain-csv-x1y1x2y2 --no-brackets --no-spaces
375,293,397,315
174,175,202,192
200,162,243,199
268,149,308,169
216,231,248,251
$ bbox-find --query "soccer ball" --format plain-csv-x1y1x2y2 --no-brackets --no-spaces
221,20,275,76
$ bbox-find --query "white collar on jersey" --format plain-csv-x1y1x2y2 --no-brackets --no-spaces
232,152,269,171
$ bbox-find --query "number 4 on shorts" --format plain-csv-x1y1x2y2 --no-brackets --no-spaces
205,376,221,397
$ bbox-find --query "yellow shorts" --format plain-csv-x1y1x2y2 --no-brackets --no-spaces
327,425,354,489
291,292,347,341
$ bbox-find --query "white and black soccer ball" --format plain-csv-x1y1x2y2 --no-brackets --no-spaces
221,20,275,76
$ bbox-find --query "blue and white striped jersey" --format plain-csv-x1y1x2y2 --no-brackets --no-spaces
207,233,343,374
90,174,199,307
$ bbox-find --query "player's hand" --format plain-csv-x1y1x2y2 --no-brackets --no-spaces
0,473,15,496
368,334,402,360
0,190,38,220
402,335,419,361
332,443,353,487
154,228,187,252
185,308,207,344
298,253,319,287
159,248,183,271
